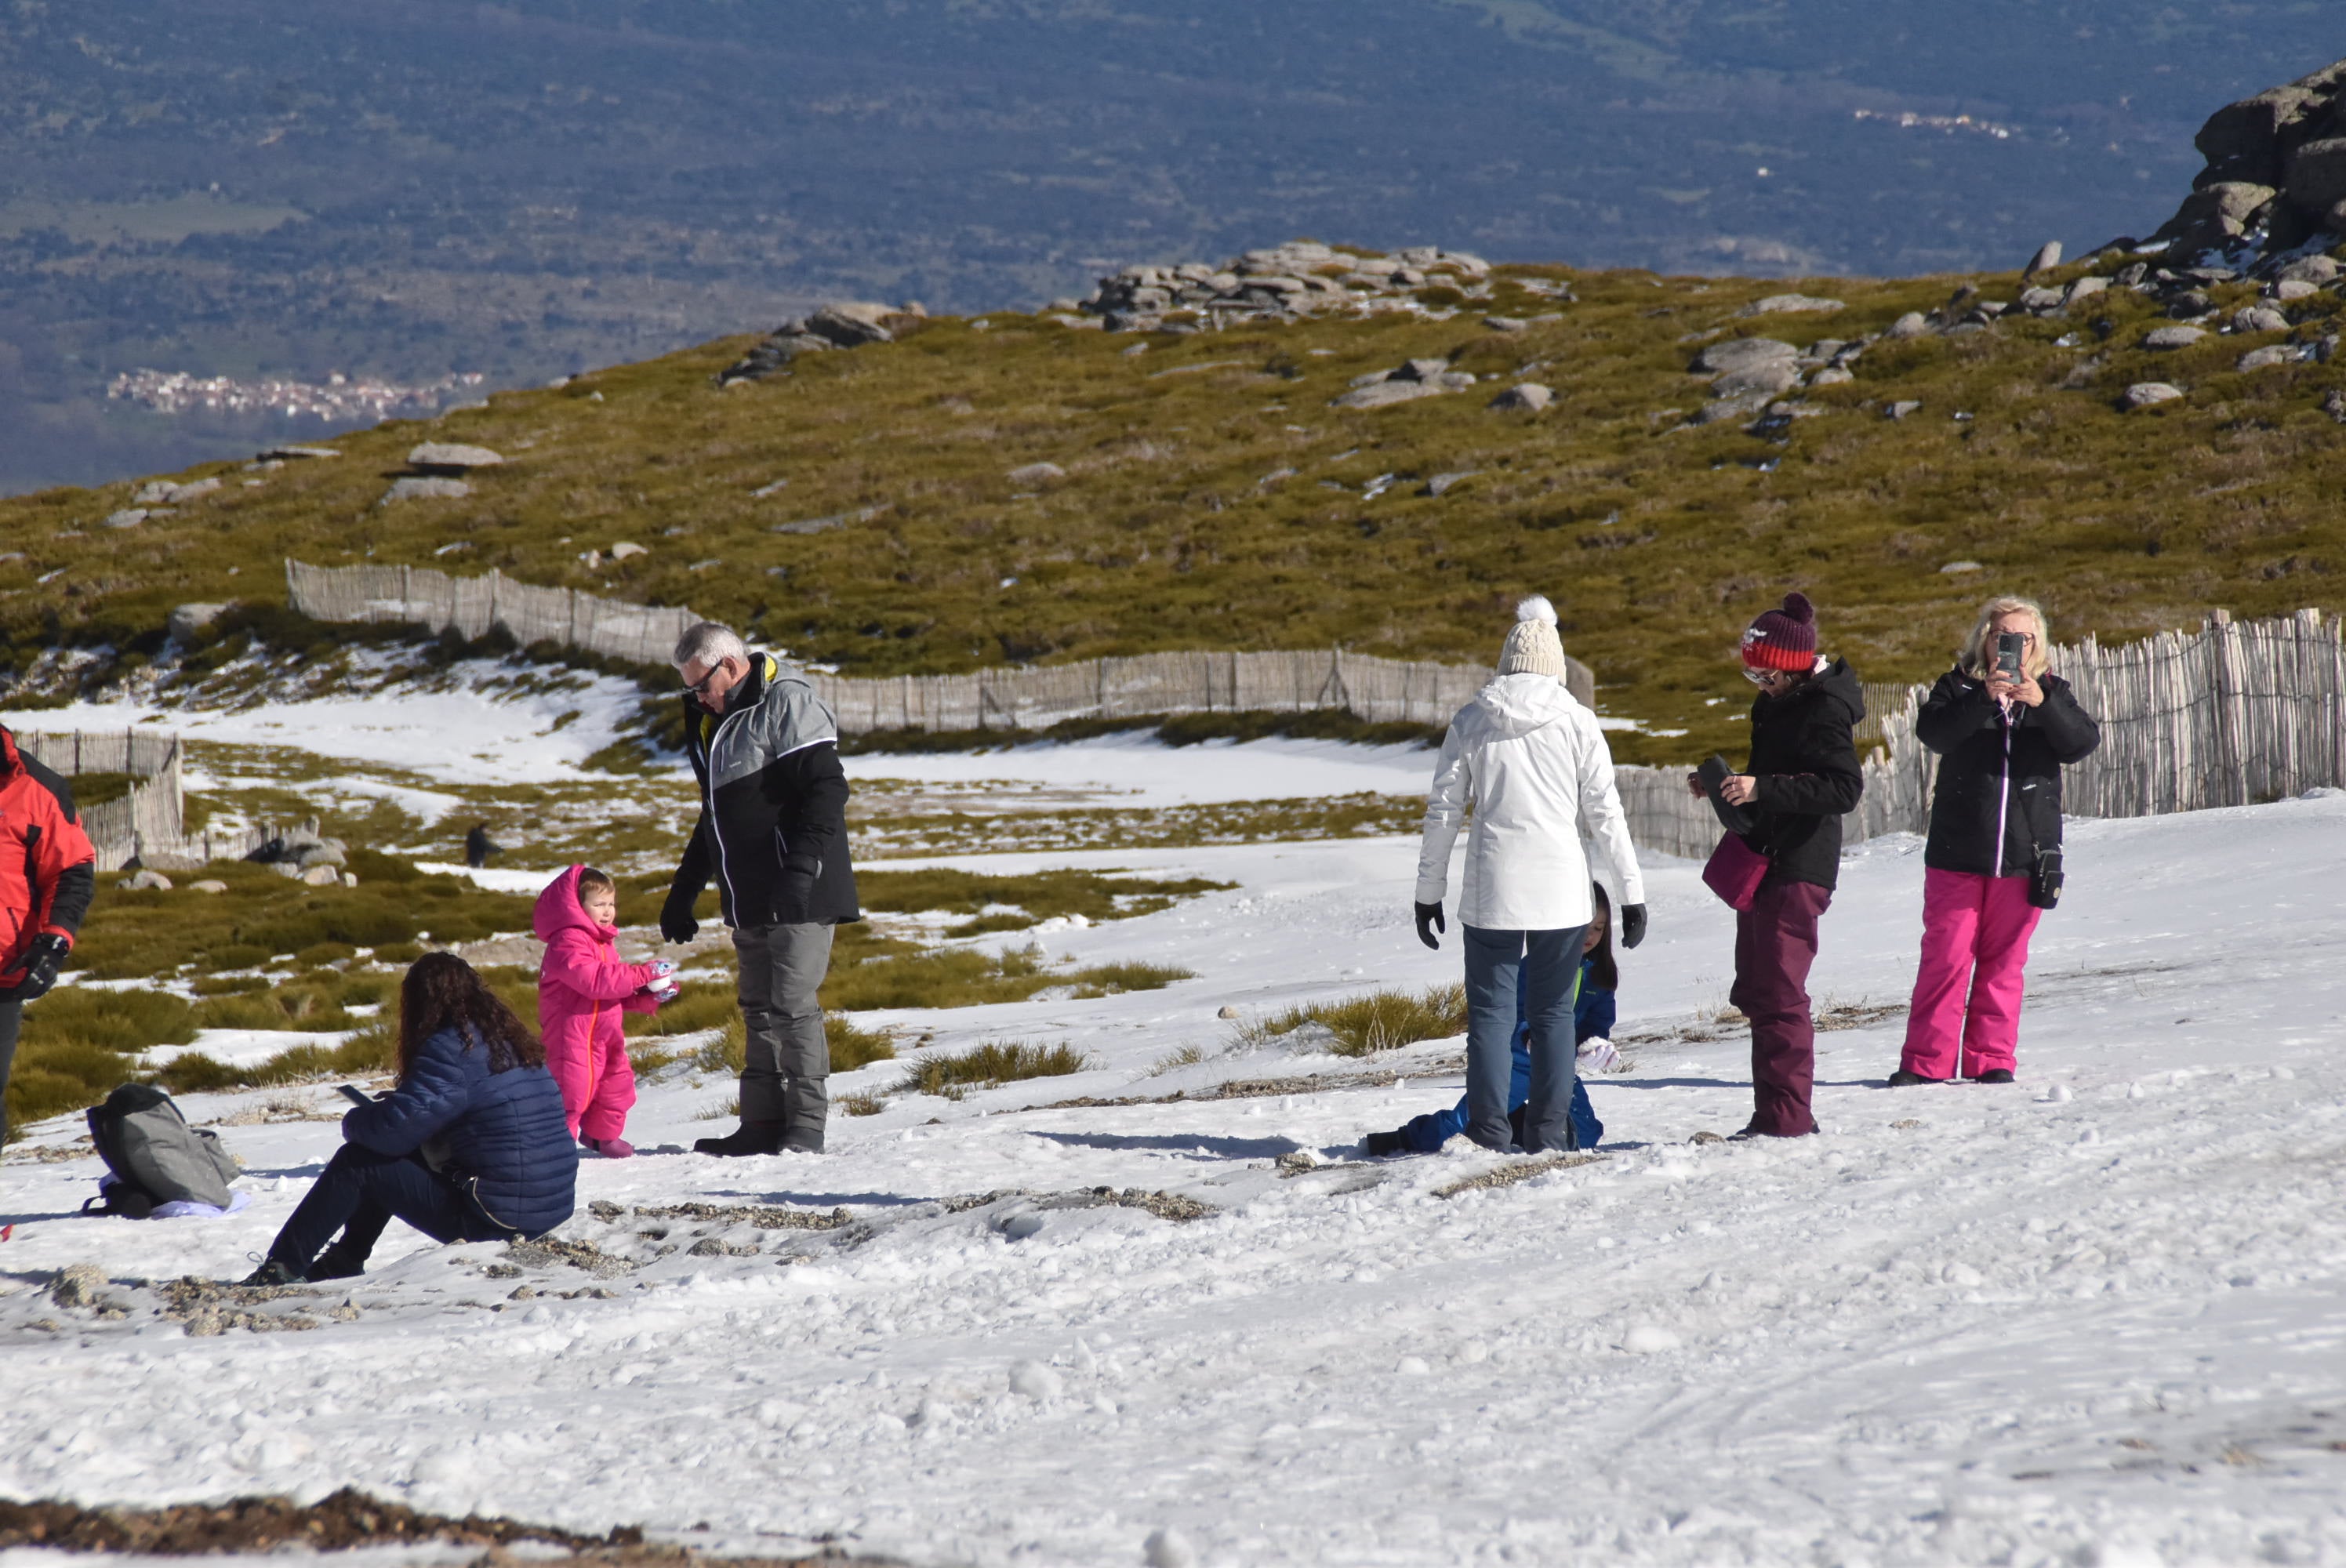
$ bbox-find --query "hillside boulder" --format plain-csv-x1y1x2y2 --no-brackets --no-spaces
381,477,470,503
1738,294,1843,317
1691,337,1796,375
2141,325,2206,350
1331,380,1445,410
1487,383,1552,412
2122,382,2185,410
407,443,503,473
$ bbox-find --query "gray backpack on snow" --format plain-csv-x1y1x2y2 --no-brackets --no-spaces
85,1084,241,1218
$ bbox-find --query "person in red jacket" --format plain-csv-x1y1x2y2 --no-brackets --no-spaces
533,864,675,1158
1,724,99,1142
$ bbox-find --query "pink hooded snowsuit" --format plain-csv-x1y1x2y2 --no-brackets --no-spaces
534,865,661,1142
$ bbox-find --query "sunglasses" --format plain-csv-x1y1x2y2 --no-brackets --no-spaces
681,664,729,699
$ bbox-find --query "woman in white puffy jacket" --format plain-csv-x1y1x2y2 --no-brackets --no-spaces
1414,596,1647,1152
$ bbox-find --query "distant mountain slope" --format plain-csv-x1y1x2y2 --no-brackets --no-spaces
0,2,2336,494
6,239,2343,764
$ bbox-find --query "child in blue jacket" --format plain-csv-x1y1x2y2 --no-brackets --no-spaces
1364,881,1620,1156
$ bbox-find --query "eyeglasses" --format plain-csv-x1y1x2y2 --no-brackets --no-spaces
1743,666,1796,688
681,665,728,699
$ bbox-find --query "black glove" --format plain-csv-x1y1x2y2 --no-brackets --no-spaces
1619,903,1648,950
659,886,701,946
3,932,70,1001
1413,901,1445,950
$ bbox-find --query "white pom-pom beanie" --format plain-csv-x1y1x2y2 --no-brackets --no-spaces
1497,594,1567,679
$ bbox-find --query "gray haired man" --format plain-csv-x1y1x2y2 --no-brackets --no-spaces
663,622,861,1156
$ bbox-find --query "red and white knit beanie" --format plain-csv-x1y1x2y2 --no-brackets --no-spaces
1741,591,1818,671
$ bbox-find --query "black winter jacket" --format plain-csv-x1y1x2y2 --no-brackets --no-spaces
1916,668,2100,877
671,652,862,929
1741,659,1866,891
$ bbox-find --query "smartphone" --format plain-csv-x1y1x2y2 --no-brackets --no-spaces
336,1083,374,1107
1995,631,2026,680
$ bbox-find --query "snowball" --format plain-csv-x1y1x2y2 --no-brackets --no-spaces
1622,1324,1681,1354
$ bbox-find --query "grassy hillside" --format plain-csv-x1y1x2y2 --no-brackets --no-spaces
5,250,2344,763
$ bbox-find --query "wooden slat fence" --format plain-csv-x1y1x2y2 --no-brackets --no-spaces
13,731,184,870
284,558,1598,724
273,564,2346,858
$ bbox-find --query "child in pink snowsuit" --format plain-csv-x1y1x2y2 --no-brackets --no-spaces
534,865,675,1157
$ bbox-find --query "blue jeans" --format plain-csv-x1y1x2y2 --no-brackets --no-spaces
1462,924,1587,1152
269,1143,503,1272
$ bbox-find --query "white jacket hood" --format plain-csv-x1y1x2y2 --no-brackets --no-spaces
1467,672,1576,741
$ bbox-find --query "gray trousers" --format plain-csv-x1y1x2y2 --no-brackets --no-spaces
1462,923,1587,1154
732,922,835,1151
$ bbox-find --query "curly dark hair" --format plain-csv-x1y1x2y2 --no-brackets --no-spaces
398,952,543,1080
1584,880,1618,993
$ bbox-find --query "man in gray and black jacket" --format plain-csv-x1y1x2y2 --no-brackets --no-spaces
662,622,861,1156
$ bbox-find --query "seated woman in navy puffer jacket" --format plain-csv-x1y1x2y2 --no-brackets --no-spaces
244,953,579,1284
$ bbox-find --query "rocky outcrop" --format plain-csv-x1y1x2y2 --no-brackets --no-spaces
1079,241,1514,333
2148,58,2346,261
718,301,928,384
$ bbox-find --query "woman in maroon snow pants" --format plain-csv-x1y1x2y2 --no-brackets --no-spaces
1690,593,1865,1138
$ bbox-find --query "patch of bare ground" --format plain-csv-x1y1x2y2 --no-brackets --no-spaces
0,1485,894,1563
1433,1152,1605,1200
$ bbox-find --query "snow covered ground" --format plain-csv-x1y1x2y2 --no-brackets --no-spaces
5,708,2345,1564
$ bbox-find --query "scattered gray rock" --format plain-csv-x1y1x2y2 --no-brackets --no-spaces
1940,561,1985,575
1695,392,1773,426
1809,366,1855,387
1481,316,1528,332
1690,337,1797,375
1886,401,1925,420
2122,382,2186,409
2235,345,2297,371
1738,294,1843,316
2279,254,2342,285
1007,462,1067,485
1487,383,1552,412
2023,241,2065,278
2271,278,2320,301
102,510,150,529
1423,470,1478,497
381,477,471,503
1711,360,1803,399
1215,1005,1242,1020
406,442,504,472
1392,358,1452,383
299,864,342,887
1331,380,1445,410
190,879,228,895
608,541,647,561
2065,276,2112,306
119,870,172,891
2141,325,2207,350
259,445,340,461
2017,286,2066,312
2232,305,2292,334
134,477,220,506
1884,312,1933,340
